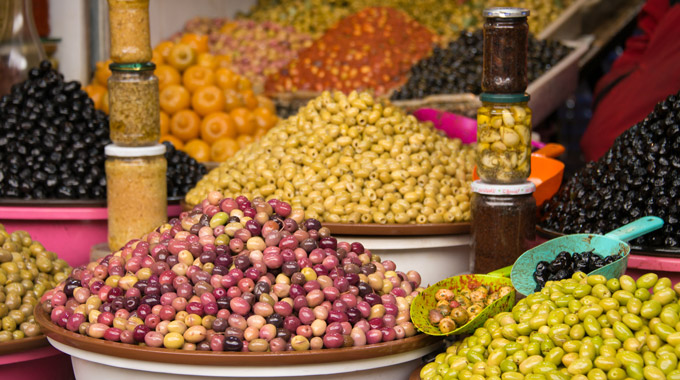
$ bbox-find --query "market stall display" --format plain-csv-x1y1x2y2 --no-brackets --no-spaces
178,18,313,92
418,271,680,380
186,90,476,225
0,224,72,344
242,0,576,41
265,7,436,96
540,90,680,249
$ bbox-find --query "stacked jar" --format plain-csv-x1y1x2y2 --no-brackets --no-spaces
105,0,166,250
472,8,536,273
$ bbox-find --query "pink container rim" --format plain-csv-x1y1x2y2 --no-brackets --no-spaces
0,204,181,221
627,253,680,272
0,205,108,220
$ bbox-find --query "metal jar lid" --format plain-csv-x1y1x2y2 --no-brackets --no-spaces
480,93,530,103
471,180,536,195
483,7,530,18
109,62,156,72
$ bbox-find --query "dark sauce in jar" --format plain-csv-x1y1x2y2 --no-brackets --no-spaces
482,8,529,94
471,181,536,273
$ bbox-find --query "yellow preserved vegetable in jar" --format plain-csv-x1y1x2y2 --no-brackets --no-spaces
476,93,532,183
108,63,160,146
105,144,167,251
107,0,152,63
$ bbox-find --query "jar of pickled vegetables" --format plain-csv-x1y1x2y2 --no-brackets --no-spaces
476,93,532,184
108,63,160,146
482,7,529,93
471,180,536,273
105,144,167,251
107,0,151,63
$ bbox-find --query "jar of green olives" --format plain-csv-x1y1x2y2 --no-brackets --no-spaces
471,180,536,273
476,93,532,184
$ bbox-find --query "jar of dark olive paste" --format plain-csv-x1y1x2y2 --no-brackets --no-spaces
105,144,167,251
471,180,536,273
482,7,530,94
477,93,532,184
107,0,152,63
108,62,160,146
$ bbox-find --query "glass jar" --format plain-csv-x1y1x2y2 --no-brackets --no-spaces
476,93,532,184
106,144,167,251
482,7,529,93
471,181,536,273
0,0,47,97
107,0,151,63
108,63,160,146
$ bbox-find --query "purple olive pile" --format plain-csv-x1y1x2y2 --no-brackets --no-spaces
40,192,423,352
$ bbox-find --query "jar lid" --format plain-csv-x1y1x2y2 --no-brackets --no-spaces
105,144,166,157
109,62,156,72
483,7,530,18
480,93,530,103
471,180,536,195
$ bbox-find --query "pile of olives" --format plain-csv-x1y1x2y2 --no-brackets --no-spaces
42,192,423,352
420,272,680,380
186,91,475,224
428,286,512,334
391,31,572,100
541,91,680,248
534,251,623,291
0,61,205,201
0,224,72,342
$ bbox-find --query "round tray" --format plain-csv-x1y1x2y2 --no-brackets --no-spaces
322,222,470,236
536,225,680,257
0,335,49,356
36,306,442,366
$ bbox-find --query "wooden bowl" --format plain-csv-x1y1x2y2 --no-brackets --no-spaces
0,335,49,356
36,306,442,366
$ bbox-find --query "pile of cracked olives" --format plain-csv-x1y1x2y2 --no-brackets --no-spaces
391,31,571,100
534,251,623,292
186,90,476,224
420,272,680,380
428,286,512,334
0,224,72,343
40,192,423,352
163,142,207,199
0,60,205,200
541,91,680,248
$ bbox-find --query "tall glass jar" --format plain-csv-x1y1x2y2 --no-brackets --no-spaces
476,93,532,184
107,0,152,63
108,62,160,146
105,144,167,251
471,181,536,273
0,0,46,97
482,7,529,94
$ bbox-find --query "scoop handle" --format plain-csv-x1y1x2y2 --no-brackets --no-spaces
488,266,512,278
604,216,664,242
533,143,565,158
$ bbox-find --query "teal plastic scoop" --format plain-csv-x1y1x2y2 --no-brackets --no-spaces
510,216,664,297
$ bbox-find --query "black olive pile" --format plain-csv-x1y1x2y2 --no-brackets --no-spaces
0,61,206,200
534,251,622,291
390,31,572,100
163,141,206,198
540,90,680,248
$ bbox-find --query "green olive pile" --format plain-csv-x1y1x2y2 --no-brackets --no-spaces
0,224,72,342
186,91,476,224
420,272,680,380
429,286,513,334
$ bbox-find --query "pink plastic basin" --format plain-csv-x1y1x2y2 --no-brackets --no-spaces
625,254,680,284
0,204,182,268
0,346,74,380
